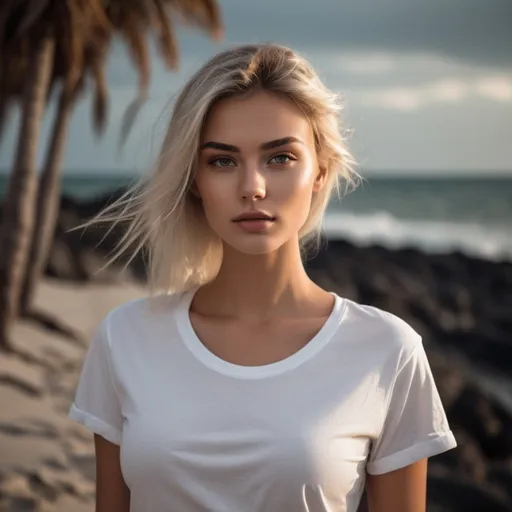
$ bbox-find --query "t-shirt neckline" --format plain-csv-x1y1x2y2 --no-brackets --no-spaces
176,288,346,380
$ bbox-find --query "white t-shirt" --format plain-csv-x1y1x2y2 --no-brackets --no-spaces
69,289,457,512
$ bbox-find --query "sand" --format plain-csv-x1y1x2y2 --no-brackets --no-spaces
0,278,146,511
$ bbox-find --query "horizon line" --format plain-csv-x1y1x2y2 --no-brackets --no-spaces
1,170,512,180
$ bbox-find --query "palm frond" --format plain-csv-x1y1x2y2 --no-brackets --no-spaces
0,0,30,47
90,49,109,135
0,94,11,144
81,0,113,33
62,0,85,93
199,0,223,39
0,0,18,47
172,0,223,39
121,11,151,97
119,96,146,149
152,0,179,69
115,7,151,147
16,0,52,37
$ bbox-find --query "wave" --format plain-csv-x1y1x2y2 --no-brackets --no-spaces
323,210,512,261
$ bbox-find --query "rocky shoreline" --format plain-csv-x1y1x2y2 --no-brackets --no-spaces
1,190,511,511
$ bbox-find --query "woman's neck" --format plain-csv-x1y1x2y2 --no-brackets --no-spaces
194,240,325,320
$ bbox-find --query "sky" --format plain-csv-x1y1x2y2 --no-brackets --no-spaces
0,0,511,177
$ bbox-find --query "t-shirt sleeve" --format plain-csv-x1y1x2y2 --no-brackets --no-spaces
366,338,457,475
68,318,123,445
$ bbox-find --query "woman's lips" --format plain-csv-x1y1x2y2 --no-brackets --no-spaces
234,218,276,233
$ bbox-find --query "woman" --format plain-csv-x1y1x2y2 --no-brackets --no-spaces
69,43,457,512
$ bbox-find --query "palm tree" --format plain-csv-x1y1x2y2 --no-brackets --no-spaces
0,0,114,350
0,0,223,350
20,20,113,317
0,2,56,351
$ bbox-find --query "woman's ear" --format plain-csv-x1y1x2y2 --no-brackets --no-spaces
189,181,201,198
312,164,328,192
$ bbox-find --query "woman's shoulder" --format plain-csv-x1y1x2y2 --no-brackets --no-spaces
99,291,184,333
338,294,423,361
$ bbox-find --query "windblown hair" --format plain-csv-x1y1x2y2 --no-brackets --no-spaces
92,43,359,294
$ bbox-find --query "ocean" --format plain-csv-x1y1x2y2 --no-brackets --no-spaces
1,174,511,262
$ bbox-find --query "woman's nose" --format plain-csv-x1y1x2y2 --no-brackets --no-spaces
240,167,266,201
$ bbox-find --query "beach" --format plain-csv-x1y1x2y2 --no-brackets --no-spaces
0,191,511,511
0,279,146,511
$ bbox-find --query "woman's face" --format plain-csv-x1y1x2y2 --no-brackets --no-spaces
194,89,326,255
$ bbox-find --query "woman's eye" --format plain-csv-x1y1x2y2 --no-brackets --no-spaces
269,154,294,165
209,157,236,167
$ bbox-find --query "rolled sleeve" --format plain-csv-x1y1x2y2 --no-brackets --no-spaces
68,318,124,445
367,339,457,474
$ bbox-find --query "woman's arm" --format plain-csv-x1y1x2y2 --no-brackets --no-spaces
94,434,130,512
366,459,428,512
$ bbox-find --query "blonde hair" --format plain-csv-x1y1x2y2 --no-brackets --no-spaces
93,43,359,294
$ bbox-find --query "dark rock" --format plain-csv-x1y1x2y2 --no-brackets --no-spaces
427,471,512,512
436,428,488,482
489,461,512,501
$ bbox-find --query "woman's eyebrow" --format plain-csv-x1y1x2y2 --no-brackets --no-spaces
200,136,304,152
260,137,303,150
201,142,239,152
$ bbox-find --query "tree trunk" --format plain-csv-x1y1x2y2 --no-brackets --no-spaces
20,88,74,315
0,35,54,351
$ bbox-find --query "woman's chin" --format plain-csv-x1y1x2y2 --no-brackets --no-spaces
223,235,285,256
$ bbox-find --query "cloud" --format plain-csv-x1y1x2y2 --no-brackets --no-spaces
475,76,512,102
349,75,512,111
323,52,399,76
347,76,512,113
